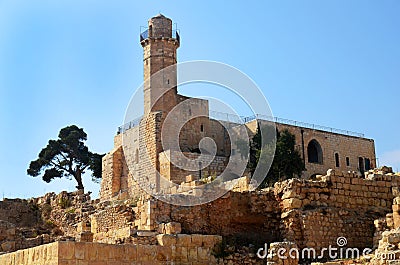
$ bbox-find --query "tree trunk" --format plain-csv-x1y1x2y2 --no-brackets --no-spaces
74,169,84,191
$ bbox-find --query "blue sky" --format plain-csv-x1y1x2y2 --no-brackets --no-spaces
0,1,399,199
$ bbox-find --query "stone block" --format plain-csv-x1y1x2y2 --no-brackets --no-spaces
124,244,138,261
191,234,204,246
202,235,222,247
186,175,196,182
156,234,177,246
282,198,302,209
136,230,157,237
1,241,15,252
176,234,192,247
164,222,182,234
58,241,75,260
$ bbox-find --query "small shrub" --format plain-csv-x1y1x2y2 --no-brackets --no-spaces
58,197,71,209
65,208,75,214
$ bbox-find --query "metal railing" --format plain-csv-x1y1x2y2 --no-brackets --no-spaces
243,114,364,138
117,116,142,134
140,28,180,42
117,112,365,138
209,110,246,124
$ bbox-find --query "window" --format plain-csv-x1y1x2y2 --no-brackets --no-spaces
135,149,139,164
346,157,350,167
335,153,340,167
365,158,371,171
358,157,365,175
200,124,204,132
307,139,323,164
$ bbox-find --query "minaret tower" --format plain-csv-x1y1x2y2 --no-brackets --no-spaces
140,14,180,115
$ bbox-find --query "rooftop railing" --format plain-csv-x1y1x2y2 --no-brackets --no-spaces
244,114,365,138
118,112,365,138
140,28,180,42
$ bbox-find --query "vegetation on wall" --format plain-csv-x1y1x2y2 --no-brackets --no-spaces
248,124,305,187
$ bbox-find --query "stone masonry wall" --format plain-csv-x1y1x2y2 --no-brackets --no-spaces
276,169,398,252
159,150,228,184
0,238,222,265
246,120,376,179
137,189,281,244
0,199,41,228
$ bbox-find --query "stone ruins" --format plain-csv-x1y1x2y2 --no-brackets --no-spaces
0,14,398,265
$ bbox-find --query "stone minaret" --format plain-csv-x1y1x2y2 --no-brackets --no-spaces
141,14,180,115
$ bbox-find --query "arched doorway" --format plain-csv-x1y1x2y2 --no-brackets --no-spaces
308,139,323,164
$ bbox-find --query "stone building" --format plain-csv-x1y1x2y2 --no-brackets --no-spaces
100,14,376,201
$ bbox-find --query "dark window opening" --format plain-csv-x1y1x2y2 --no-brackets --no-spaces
167,79,170,85
335,153,340,167
358,157,365,175
307,139,323,164
135,149,139,164
346,157,350,167
365,158,371,171
200,124,204,132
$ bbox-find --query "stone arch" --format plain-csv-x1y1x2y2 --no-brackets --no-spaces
307,139,323,164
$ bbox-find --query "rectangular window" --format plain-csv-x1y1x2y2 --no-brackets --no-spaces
365,158,371,171
346,157,350,167
359,157,365,175
335,153,340,167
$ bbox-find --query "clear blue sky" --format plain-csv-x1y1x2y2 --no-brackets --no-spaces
1,1,399,199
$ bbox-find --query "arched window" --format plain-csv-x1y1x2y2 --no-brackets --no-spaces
307,139,323,164
335,153,340,167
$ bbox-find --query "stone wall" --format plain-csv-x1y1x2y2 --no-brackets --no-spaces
0,199,41,227
136,189,281,245
159,150,228,184
0,238,222,265
99,146,125,200
246,120,376,179
90,203,135,243
276,169,398,252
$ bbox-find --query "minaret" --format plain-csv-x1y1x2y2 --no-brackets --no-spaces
140,14,180,115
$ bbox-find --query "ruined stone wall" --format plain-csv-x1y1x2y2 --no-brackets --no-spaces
0,199,41,228
246,120,376,179
99,146,124,200
136,190,281,244
159,150,228,184
276,170,398,252
90,204,135,234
